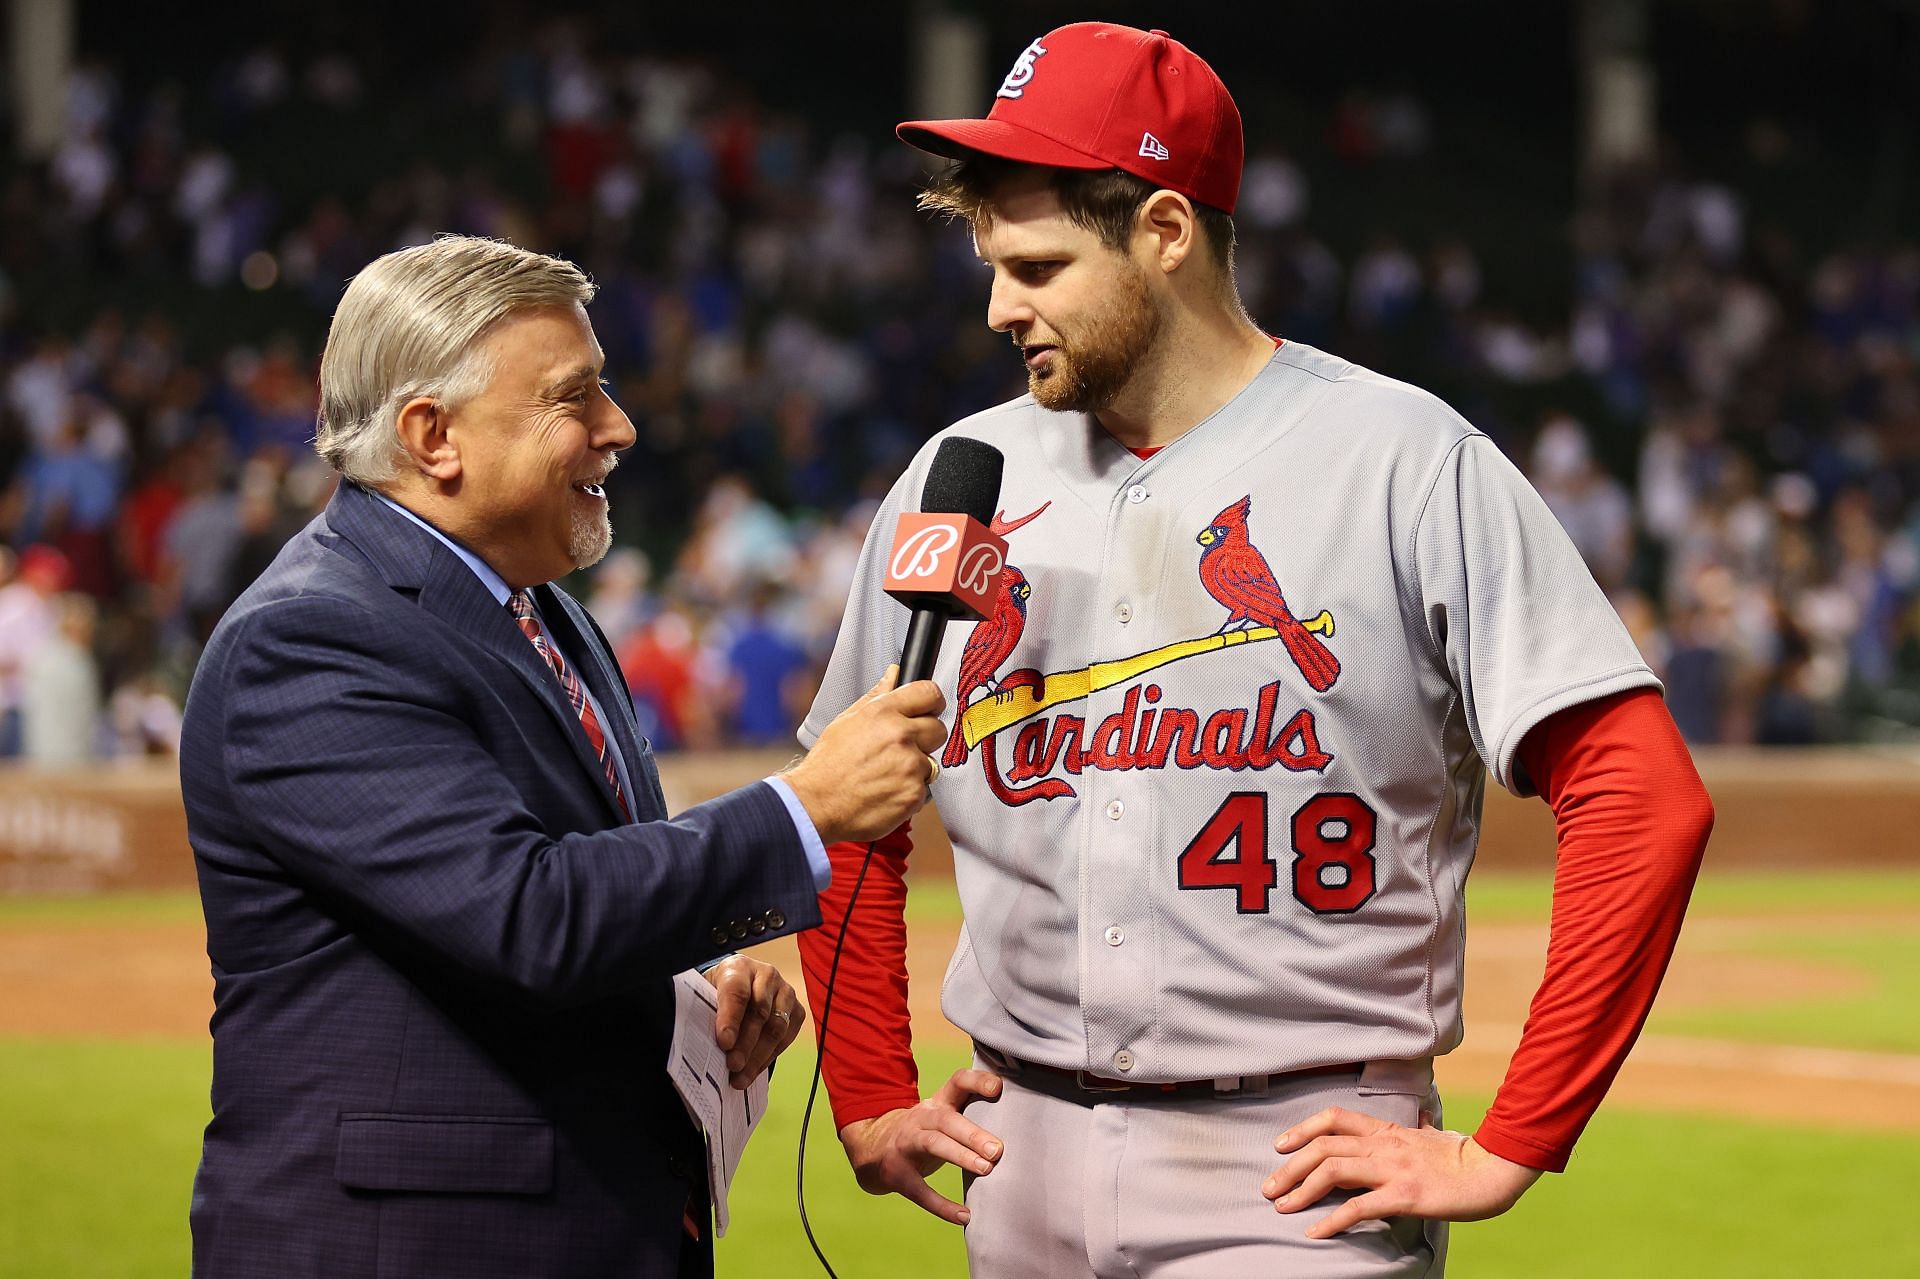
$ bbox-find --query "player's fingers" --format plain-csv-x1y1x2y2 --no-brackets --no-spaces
1271,1157,1376,1214
905,1127,998,1177
1262,1136,1369,1198
894,1173,971,1226
1275,1106,1389,1152
1306,1189,1398,1239
934,1068,1004,1107
925,1102,1004,1165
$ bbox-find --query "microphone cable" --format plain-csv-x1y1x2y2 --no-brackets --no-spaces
797,835,882,1279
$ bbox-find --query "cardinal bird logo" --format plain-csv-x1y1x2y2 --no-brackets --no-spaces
943,566,1032,766
1196,495,1340,692
942,503,1051,767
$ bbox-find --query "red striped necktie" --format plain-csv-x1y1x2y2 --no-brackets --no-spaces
507,590,632,822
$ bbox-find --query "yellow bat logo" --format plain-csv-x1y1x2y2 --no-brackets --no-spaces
958,613,1332,750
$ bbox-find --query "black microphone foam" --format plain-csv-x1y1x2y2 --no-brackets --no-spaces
919,436,1003,525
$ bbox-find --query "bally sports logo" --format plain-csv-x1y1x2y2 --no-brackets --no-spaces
883,512,1009,621
956,542,1005,596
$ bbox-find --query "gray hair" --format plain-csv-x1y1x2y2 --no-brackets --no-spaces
316,235,597,485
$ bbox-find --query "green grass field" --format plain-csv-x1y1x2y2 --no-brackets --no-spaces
2,869,1916,1277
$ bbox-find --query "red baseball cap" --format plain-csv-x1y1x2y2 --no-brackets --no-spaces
897,22,1244,214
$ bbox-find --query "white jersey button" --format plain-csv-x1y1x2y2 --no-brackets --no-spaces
1125,484,1149,504
1105,799,1125,821
1114,601,1133,623
1104,925,1124,946
1113,1050,1135,1072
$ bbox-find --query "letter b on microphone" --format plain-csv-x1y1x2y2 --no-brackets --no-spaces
883,513,1007,621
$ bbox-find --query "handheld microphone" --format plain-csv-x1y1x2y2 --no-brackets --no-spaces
883,437,1008,684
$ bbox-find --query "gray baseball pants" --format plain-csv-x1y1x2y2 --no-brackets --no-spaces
961,1053,1446,1278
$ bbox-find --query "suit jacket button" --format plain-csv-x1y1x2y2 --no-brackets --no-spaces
767,909,786,929
710,927,730,945
730,921,749,940
749,917,768,936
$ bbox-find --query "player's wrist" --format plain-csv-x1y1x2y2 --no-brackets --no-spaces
1462,1136,1548,1203
1469,1119,1570,1175
837,1104,904,1144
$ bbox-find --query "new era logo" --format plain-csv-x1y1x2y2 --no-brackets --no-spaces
1139,132,1171,161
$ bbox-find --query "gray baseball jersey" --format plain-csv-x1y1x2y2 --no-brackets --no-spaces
800,340,1657,1083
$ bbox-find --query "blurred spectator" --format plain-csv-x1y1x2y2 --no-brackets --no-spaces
110,672,184,757
22,594,102,763
585,547,656,650
0,20,1911,753
1531,415,1634,591
0,546,70,756
160,436,244,640
618,603,715,751
718,580,811,745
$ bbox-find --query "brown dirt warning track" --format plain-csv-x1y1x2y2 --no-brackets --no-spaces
6,895,1916,1133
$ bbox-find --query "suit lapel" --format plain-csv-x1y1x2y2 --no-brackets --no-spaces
325,482,627,824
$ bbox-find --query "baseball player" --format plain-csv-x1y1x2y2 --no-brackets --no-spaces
796,23,1713,1277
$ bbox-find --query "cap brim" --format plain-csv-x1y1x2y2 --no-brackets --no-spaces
896,118,1111,171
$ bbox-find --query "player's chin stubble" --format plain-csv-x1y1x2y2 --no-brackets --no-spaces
1027,264,1163,414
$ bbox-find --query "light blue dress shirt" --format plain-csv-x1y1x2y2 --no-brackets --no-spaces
370,491,830,889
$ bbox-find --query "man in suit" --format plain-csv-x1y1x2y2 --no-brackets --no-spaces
180,235,947,1278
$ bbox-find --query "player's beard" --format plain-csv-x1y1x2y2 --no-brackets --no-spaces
1026,262,1163,414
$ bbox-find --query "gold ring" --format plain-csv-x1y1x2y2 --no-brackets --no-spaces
927,754,942,785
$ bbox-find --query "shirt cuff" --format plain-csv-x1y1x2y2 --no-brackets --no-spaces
763,774,831,890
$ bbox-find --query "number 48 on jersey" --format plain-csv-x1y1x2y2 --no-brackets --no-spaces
1176,792,1378,914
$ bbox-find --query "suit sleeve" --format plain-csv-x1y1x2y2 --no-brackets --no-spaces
212,594,822,1006
1473,687,1713,1171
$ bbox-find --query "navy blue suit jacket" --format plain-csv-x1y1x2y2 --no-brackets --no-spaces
180,481,821,1278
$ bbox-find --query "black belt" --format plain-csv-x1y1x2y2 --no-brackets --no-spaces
980,1046,1362,1106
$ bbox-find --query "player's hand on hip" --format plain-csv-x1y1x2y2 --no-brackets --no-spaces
784,665,949,845
837,1067,1005,1226
703,956,805,1090
1262,1106,1542,1237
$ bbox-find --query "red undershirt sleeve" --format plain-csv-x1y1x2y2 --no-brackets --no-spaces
1471,686,1714,1172
796,821,921,1132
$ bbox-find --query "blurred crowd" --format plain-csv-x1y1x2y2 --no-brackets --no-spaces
0,27,1914,759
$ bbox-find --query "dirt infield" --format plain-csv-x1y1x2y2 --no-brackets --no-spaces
6,898,1917,1134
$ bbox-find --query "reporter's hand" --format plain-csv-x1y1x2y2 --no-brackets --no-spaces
838,1068,1005,1225
703,956,805,1090
785,666,948,845
1261,1107,1542,1238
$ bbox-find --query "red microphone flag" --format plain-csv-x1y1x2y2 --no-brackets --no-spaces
881,513,1007,622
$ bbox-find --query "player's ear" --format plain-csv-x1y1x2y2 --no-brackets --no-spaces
1137,190,1197,278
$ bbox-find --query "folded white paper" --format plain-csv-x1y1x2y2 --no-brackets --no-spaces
667,969,769,1238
